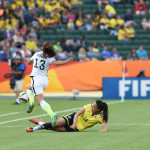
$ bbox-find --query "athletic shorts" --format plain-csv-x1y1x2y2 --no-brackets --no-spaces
63,113,79,132
13,79,23,92
30,76,49,96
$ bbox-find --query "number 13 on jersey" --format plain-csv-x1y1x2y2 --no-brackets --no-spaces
34,59,46,70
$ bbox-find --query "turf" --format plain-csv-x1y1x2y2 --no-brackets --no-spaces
0,99,150,150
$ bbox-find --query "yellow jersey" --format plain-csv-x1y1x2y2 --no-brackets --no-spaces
26,0,35,8
25,40,37,51
76,104,103,131
39,18,48,27
117,19,124,27
51,12,60,23
92,20,99,27
47,18,55,25
105,5,116,14
11,4,16,10
118,29,126,40
5,18,18,29
53,2,61,10
16,0,23,6
100,18,110,27
76,20,83,27
109,18,117,28
125,28,135,38
37,0,44,8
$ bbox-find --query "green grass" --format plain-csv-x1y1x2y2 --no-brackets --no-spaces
0,99,150,150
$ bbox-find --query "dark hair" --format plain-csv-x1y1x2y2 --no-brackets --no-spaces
96,100,108,122
42,41,56,58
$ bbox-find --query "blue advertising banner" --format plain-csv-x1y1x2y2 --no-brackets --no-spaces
103,78,150,99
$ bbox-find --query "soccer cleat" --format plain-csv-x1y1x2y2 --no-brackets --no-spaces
26,127,33,132
52,113,58,128
29,118,43,124
27,103,34,113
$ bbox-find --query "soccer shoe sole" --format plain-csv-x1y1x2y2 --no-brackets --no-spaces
27,104,34,113
52,113,58,128
26,127,33,132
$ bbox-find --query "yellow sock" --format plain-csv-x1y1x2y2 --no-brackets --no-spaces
40,100,55,118
27,90,34,105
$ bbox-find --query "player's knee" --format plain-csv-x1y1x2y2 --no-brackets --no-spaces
26,84,30,89
26,84,31,90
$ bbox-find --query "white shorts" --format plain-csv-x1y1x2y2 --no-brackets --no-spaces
14,79,23,92
30,76,49,96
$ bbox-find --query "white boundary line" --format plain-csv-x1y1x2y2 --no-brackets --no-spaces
1,123,150,128
0,112,20,117
0,101,122,125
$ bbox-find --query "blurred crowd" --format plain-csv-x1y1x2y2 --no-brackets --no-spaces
0,0,149,62
54,39,148,61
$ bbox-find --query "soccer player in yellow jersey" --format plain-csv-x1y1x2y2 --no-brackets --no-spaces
26,100,108,132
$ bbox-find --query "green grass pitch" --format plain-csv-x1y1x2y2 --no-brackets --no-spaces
0,99,150,150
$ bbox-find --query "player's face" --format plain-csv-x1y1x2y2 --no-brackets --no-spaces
92,102,100,114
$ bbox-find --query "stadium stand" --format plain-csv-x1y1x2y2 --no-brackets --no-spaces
0,0,150,61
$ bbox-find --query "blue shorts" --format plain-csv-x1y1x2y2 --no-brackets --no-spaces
63,113,79,132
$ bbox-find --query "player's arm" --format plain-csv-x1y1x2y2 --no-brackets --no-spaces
51,57,73,66
71,107,85,129
98,121,108,132
28,54,35,65
28,60,33,65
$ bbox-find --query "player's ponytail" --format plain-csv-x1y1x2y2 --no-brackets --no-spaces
42,41,56,58
102,102,108,122
96,100,108,122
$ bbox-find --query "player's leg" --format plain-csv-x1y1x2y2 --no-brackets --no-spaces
26,118,67,132
26,77,34,113
26,83,35,113
35,113,76,132
45,118,67,132
14,79,23,104
39,77,58,127
26,83,34,105
35,94,57,126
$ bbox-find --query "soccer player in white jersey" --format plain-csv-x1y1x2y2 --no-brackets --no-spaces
26,41,73,127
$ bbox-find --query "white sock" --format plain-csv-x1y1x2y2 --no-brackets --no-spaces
16,98,20,103
38,121,45,125
33,125,42,131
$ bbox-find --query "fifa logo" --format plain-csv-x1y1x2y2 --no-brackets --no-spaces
119,80,150,97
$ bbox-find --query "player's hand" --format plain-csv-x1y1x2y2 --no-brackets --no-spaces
68,57,73,63
71,123,77,129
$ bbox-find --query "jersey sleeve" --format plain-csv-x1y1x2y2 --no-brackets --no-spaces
49,57,55,63
84,104,90,109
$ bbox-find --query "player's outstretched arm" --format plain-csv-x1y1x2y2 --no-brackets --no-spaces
71,107,85,129
98,121,108,132
51,57,73,66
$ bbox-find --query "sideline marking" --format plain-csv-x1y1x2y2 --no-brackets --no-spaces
1,124,150,128
0,112,20,117
0,101,122,125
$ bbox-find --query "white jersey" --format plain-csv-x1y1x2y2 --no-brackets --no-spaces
30,52,55,78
